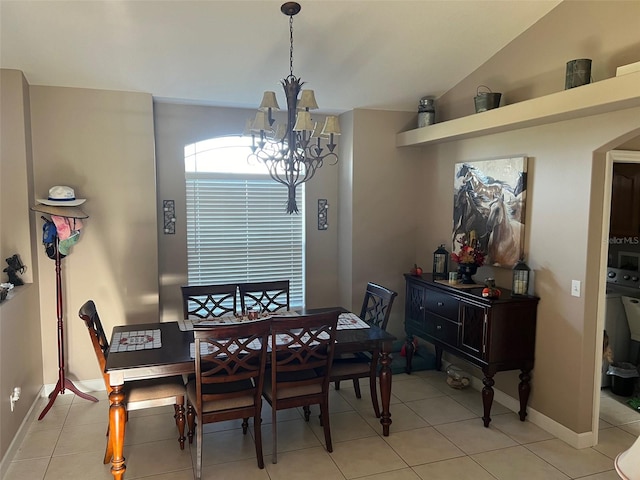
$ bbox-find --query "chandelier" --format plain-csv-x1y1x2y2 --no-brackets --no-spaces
247,1,340,214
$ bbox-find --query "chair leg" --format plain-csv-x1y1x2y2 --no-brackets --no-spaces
353,378,362,399
174,402,186,449
272,405,278,464
253,414,265,469
186,402,196,444
103,425,113,465
320,399,333,453
303,405,311,421
369,373,381,418
370,352,381,418
334,380,341,390
196,421,203,480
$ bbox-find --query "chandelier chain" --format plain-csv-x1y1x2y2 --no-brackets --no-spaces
289,14,294,78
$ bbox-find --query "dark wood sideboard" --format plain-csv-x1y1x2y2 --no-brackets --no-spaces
404,273,539,427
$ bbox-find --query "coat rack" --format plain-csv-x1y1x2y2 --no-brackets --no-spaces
33,210,98,419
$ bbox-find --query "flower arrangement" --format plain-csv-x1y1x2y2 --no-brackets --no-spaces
451,241,485,267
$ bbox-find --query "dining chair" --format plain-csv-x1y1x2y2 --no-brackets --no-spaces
78,300,186,464
329,282,398,417
238,280,290,314
181,283,238,319
185,320,271,479
262,311,339,463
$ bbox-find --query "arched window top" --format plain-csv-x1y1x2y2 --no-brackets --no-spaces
185,135,266,175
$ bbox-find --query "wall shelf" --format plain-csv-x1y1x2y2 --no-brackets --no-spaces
396,71,640,147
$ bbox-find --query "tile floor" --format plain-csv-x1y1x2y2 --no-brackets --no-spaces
4,370,639,480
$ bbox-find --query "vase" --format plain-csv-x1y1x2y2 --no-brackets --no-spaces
457,263,478,284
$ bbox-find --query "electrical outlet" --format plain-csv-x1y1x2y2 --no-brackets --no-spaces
571,280,581,297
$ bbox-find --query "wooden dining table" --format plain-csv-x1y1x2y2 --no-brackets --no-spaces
104,307,396,479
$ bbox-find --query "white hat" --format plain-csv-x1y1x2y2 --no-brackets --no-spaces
37,186,86,206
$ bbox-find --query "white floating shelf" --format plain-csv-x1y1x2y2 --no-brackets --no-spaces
396,71,640,147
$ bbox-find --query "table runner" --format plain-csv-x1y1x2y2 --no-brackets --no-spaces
178,311,370,331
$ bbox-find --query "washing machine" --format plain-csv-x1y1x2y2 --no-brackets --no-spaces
604,267,640,387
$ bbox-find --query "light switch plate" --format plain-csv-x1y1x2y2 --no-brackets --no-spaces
571,280,581,297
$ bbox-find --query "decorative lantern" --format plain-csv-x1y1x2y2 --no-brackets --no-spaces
512,259,531,295
433,244,449,280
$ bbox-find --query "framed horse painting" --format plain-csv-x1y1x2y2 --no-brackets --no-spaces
452,156,527,267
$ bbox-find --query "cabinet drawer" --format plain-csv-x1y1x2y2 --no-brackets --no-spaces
424,290,458,319
427,313,459,347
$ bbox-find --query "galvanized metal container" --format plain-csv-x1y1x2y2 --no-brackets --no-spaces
565,58,592,89
474,85,501,113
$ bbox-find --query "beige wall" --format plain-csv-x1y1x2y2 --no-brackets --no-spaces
29,86,159,385
153,102,340,320
347,109,422,340
0,70,43,465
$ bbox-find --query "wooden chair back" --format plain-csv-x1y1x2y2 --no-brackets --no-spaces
265,311,339,462
78,300,112,393
239,280,290,313
193,320,271,418
360,282,398,331
181,283,238,319
190,320,271,475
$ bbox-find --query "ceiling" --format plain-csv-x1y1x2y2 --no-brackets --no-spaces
0,0,561,114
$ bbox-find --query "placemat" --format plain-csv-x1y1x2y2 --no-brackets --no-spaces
111,329,161,352
435,280,483,289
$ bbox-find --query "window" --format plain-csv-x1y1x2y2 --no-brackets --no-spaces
185,136,304,307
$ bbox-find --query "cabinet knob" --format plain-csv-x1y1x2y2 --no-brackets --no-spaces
419,306,424,310
436,325,442,330
437,302,444,307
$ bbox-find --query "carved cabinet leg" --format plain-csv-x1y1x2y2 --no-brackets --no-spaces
518,369,531,421
481,372,495,428
405,336,414,374
435,345,443,371
379,343,393,436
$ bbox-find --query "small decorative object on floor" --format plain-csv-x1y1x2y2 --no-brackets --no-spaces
446,365,470,389
482,278,501,299
3,254,25,286
451,239,484,285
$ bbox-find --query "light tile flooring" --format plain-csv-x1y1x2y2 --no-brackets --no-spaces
5,370,640,480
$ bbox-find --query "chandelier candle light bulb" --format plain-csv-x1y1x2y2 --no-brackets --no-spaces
247,2,340,214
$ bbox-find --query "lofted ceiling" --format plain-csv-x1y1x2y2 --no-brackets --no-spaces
0,0,561,114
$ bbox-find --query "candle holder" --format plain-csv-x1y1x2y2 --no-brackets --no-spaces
512,259,530,295
432,244,449,280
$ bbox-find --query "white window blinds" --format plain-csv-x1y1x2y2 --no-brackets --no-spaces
185,173,304,307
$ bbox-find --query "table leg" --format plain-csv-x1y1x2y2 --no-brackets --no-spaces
109,383,127,479
378,342,393,436
518,369,531,421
